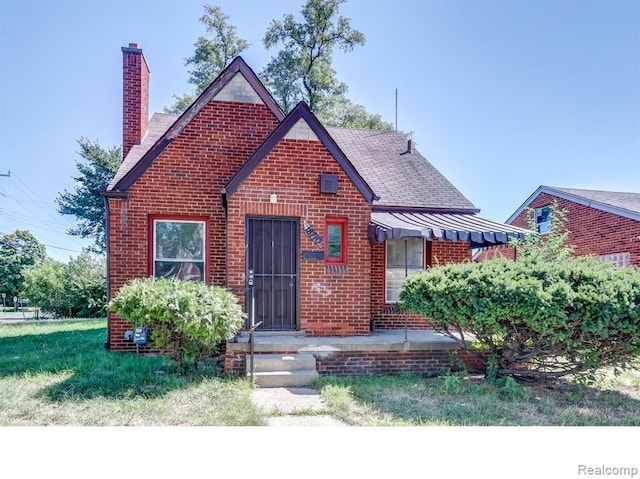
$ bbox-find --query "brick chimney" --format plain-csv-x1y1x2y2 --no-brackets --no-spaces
122,43,149,159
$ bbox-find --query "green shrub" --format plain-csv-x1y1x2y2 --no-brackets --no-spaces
64,253,107,317
109,277,245,372
400,256,640,380
22,252,106,318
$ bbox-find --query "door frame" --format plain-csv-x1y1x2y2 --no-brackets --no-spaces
245,216,300,331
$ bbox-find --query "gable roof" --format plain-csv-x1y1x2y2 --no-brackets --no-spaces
108,113,176,190
104,56,284,194
224,102,377,204
326,127,478,212
507,185,640,223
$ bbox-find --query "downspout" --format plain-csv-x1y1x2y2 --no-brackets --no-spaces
102,192,111,350
221,187,228,287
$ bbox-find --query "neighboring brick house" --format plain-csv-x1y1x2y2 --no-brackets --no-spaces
476,185,640,266
102,43,525,358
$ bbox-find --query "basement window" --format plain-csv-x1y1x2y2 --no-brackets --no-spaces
153,219,205,281
325,217,347,265
596,252,631,267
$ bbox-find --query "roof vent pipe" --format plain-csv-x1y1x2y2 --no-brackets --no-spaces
407,139,412,153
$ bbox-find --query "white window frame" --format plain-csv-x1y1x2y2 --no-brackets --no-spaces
153,219,206,281
385,237,426,303
535,206,552,235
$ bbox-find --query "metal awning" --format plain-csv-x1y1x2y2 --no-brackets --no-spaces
369,211,529,247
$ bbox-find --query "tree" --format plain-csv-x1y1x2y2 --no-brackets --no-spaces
64,252,107,318
0,230,46,305
22,251,106,318
165,4,248,113
168,1,394,129
21,259,66,315
262,0,365,121
164,92,197,115
509,200,573,262
56,138,121,254
323,97,395,130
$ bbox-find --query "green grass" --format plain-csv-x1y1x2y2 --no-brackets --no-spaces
0,319,263,426
2,319,638,427
313,370,640,426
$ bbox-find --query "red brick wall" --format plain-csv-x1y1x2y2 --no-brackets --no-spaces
107,100,279,351
476,193,640,266
122,45,149,159
224,349,485,376
226,138,372,336
371,240,471,330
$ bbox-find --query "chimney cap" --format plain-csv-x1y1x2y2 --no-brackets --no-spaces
122,43,142,53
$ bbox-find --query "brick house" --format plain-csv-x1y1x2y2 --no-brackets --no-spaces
102,44,525,377
476,185,640,266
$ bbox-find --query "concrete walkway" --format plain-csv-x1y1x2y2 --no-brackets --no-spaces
250,387,348,426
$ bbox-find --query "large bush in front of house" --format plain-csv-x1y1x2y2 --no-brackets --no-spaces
400,256,640,381
109,277,245,372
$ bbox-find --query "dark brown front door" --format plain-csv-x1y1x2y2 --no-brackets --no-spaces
247,217,299,331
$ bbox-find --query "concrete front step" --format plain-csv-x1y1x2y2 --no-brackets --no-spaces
250,370,320,388
246,354,319,388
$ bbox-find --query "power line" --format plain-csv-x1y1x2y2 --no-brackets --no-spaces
9,173,62,223
0,209,71,235
42,244,83,253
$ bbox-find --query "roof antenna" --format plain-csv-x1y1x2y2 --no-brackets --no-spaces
395,88,398,132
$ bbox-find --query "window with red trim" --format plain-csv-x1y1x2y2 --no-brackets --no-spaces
325,217,347,264
152,219,205,281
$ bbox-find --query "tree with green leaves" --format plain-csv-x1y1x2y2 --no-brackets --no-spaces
169,1,392,129
56,138,121,254
165,4,248,114
22,251,106,318
262,0,365,121
323,96,395,130
509,199,574,262
0,230,46,306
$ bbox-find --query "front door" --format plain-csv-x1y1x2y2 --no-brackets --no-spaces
247,217,299,331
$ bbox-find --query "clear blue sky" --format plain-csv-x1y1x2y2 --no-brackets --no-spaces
1,0,638,262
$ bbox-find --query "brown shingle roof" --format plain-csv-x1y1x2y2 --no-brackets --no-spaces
551,187,640,216
108,113,177,190
507,186,640,223
105,56,284,194
326,127,477,211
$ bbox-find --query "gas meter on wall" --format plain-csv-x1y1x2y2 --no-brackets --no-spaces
133,326,148,345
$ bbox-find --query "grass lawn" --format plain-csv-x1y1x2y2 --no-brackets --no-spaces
313,369,640,426
0,319,263,426
1,319,638,427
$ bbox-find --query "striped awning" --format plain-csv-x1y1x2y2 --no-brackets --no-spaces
369,211,529,247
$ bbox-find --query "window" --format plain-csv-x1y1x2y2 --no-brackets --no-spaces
386,238,425,303
535,206,552,234
596,252,630,267
325,217,347,264
153,219,205,281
